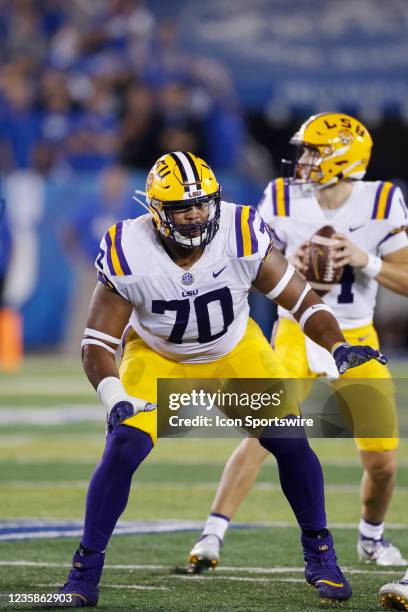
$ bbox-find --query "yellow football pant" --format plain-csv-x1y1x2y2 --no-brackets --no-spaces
273,318,398,452
119,318,296,444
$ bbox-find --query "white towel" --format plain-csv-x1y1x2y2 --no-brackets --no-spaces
305,336,339,378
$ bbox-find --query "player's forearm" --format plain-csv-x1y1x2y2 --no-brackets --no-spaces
82,345,120,391
288,289,346,352
300,310,346,353
375,261,408,296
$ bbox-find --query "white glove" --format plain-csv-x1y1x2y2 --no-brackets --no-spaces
97,377,156,432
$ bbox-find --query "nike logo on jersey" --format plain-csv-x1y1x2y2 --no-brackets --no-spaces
349,224,365,232
213,266,227,278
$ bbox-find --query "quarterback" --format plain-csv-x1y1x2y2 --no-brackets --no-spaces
56,150,386,606
187,114,408,574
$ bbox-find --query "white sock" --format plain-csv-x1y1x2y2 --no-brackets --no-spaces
359,517,384,540
202,513,229,541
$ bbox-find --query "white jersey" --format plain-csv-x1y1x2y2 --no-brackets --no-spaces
95,202,272,363
258,178,408,328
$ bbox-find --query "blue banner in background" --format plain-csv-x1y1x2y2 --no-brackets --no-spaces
177,0,408,114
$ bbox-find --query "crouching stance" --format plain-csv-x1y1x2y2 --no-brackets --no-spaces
54,152,387,606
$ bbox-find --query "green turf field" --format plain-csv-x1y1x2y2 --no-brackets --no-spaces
1,357,408,610
1,529,406,611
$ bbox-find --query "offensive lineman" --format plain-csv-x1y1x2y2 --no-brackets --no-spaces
187,113,408,573
55,151,387,606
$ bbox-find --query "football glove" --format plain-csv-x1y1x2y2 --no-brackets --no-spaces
107,399,157,433
332,342,388,375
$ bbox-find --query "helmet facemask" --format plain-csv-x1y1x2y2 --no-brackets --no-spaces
296,145,325,184
282,144,323,192
150,190,221,248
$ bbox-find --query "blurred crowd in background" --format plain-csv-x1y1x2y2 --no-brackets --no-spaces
0,0,248,176
0,0,407,360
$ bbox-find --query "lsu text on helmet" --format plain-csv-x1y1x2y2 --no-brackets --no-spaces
285,112,373,189
145,151,221,248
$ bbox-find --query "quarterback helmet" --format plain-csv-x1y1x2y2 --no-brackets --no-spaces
139,151,221,248
284,113,373,189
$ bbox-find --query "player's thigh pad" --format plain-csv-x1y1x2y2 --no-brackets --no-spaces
273,318,316,402
333,324,398,452
119,329,187,444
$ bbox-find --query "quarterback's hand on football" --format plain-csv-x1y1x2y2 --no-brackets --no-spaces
288,241,311,275
107,398,157,433
332,342,388,375
331,233,369,269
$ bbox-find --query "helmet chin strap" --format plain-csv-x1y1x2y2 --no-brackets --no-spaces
318,159,364,189
301,159,365,191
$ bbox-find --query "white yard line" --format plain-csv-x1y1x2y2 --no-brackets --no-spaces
173,575,307,583
3,481,408,494
0,377,91,390
2,451,408,468
0,407,100,424
1,520,408,530
0,560,401,576
35,582,169,591
173,571,408,582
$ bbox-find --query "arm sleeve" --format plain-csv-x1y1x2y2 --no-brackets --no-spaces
377,187,408,256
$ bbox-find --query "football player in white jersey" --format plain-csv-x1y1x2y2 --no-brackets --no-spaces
187,113,408,573
55,150,387,607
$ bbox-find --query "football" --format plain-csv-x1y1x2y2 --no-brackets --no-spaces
304,225,343,295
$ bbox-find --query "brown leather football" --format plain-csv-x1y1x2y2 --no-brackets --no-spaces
304,225,343,295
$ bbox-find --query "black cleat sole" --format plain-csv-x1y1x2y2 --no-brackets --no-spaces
380,592,408,610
